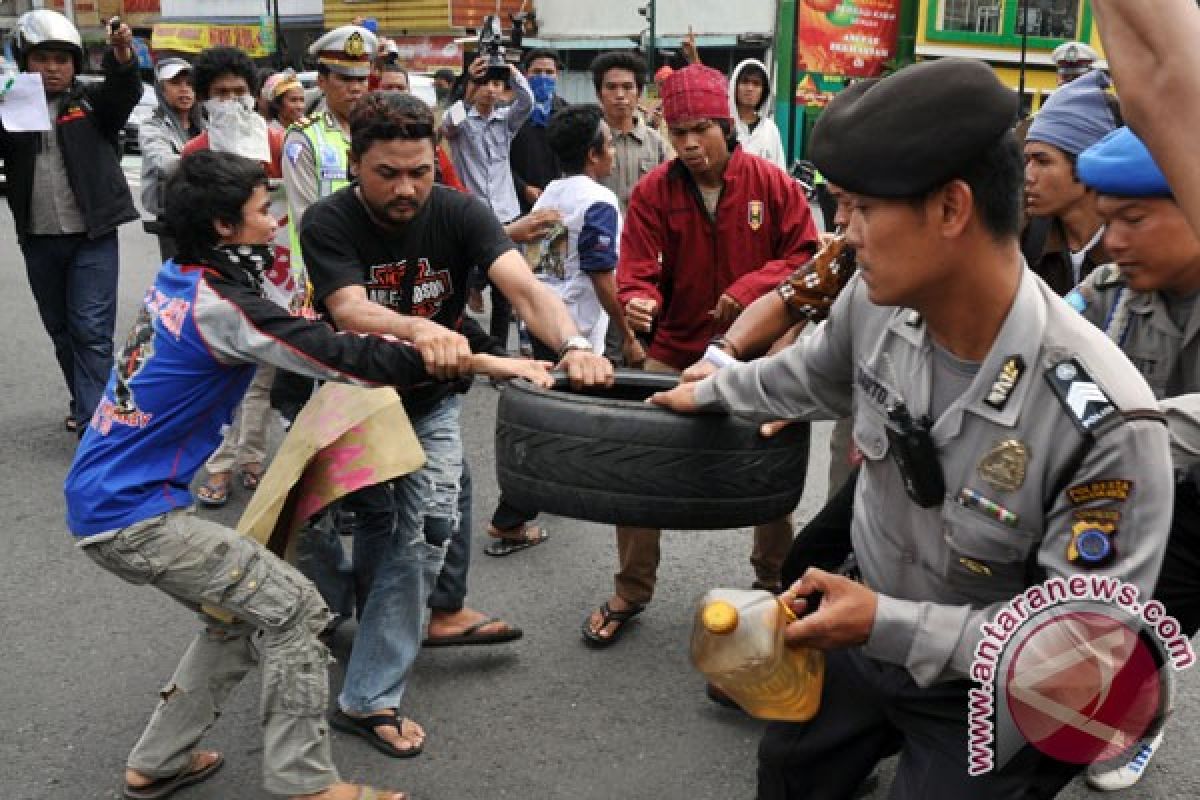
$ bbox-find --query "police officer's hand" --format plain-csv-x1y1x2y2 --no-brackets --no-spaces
409,318,473,380
780,568,878,650
557,349,613,389
625,297,658,334
680,358,717,383
709,293,743,328
649,381,698,413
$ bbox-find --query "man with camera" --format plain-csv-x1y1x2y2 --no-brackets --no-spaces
1,10,140,435
440,51,533,348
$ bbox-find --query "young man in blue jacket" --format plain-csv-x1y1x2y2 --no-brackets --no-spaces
66,150,549,800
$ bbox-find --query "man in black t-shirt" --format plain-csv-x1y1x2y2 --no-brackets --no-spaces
301,91,612,756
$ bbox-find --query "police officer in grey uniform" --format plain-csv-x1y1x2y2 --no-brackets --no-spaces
1069,126,1200,791
652,59,1174,799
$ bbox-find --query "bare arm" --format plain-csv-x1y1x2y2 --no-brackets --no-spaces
324,284,472,380
1092,0,1200,236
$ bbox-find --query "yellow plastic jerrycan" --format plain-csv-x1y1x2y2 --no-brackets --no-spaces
689,588,825,722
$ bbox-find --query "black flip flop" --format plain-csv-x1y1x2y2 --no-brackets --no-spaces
422,617,523,647
483,524,549,557
123,753,225,800
581,601,645,648
330,708,424,759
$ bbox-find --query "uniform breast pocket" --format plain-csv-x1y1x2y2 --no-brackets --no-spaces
941,499,1037,604
1126,347,1168,390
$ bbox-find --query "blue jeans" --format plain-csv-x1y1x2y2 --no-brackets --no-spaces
21,232,120,423
337,394,463,714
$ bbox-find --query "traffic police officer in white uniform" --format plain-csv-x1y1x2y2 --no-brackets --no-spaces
652,59,1174,799
282,24,375,269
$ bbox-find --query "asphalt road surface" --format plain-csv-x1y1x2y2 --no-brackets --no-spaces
0,155,1196,800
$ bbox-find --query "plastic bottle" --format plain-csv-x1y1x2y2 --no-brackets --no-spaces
689,588,825,722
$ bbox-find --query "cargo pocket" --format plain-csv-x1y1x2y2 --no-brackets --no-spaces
205,537,304,630
941,499,1036,605
82,518,170,585
263,639,331,718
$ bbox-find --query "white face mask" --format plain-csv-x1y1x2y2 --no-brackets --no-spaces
204,95,269,163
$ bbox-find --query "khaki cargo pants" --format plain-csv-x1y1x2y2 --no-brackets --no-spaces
81,508,339,797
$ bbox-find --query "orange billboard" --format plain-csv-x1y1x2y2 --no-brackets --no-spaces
797,0,901,78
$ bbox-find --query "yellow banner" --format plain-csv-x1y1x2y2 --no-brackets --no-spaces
152,23,271,58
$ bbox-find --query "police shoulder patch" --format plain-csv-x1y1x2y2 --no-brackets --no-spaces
1044,357,1118,435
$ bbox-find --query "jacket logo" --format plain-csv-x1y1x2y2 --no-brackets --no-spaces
57,106,86,124
748,200,764,231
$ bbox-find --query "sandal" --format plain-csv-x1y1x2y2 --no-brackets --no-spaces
330,708,424,759
124,751,224,799
240,464,263,491
483,522,548,557
581,600,645,648
195,472,231,507
422,616,523,647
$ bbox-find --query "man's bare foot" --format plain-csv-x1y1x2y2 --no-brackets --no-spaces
341,708,425,753
293,782,407,800
125,750,221,788
426,607,518,641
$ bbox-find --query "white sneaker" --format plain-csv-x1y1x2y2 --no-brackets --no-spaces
1085,730,1165,791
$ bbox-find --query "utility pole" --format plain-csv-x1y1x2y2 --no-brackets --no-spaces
1017,0,1030,117
638,1,656,74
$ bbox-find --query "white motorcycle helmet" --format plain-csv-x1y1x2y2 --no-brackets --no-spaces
13,10,84,73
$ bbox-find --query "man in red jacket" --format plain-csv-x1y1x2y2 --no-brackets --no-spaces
583,64,819,646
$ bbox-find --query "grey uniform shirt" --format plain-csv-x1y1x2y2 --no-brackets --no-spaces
694,269,1172,687
440,71,533,224
1076,264,1200,472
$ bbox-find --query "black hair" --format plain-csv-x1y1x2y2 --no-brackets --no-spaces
192,46,259,101
164,151,269,259
548,104,606,174
919,131,1023,241
522,48,562,72
590,51,647,95
379,62,409,81
349,91,436,157
433,68,455,84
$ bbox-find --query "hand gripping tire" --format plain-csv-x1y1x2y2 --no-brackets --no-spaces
495,370,810,529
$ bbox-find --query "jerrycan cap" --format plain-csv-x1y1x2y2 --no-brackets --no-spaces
701,600,739,634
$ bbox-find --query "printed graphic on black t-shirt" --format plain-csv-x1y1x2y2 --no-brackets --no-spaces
299,183,515,411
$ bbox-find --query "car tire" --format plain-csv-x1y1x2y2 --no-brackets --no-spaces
495,370,810,529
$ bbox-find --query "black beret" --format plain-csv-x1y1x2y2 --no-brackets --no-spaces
811,59,1017,197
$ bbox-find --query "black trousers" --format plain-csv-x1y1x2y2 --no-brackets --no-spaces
1153,480,1200,638
758,648,1049,800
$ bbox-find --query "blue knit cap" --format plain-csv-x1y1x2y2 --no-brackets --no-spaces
1078,126,1172,197
1027,70,1117,156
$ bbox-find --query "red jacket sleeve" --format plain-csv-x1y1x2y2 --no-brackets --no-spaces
723,168,819,309
617,172,667,310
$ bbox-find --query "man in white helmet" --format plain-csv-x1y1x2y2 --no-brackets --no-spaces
1052,41,1101,85
0,11,140,434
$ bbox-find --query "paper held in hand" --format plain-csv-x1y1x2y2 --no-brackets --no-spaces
0,73,52,132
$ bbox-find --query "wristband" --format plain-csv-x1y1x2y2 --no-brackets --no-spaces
702,344,740,370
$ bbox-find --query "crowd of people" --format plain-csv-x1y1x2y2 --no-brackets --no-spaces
5,2,1200,798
